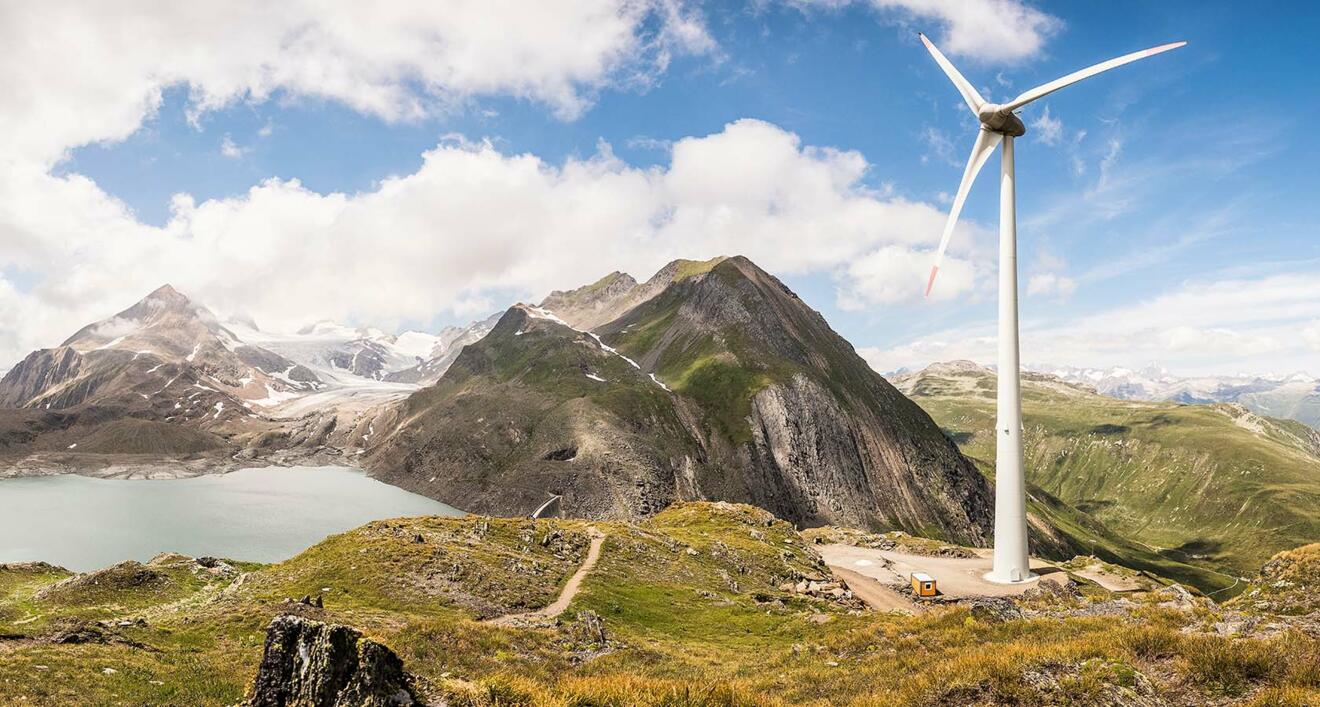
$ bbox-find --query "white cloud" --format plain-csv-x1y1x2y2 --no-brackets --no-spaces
838,245,977,308
219,135,246,159
1099,137,1124,184
0,1,716,167
1030,105,1063,146
864,272,1320,376
0,0,737,367
1303,321,1320,352
0,119,987,366
818,0,1062,63
919,126,957,166
1026,272,1076,298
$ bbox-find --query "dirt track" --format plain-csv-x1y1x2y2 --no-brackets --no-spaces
488,526,605,625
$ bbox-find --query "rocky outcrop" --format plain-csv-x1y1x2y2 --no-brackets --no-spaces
539,271,642,330
245,615,422,707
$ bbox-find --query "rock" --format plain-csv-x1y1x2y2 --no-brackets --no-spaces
569,610,608,647
1157,583,1196,609
244,614,422,707
1022,577,1082,602
967,598,1024,623
42,619,149,650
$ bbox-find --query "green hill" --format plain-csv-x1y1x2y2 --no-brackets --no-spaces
894,361,1320,581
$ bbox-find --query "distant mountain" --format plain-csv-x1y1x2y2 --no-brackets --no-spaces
0,285,325,460
1038,364,1320,429
233,319,437,383
367,256,994,544
1,285,321,412
384,313,501,385
896,360,1320,580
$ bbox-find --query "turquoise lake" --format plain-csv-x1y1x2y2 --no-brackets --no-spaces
0,466,462,571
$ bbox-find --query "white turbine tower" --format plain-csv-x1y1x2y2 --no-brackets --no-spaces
920,35,1185,584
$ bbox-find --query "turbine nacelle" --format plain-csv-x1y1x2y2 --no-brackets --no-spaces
976,105,1026,137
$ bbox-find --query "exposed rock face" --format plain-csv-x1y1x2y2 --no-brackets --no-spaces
744,372,989,541
539,271,643,330
368,256,993,545
245,615,422,707
0,347,84,407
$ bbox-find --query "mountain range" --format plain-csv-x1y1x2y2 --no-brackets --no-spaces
1037,363,1320,429
0,258,993,548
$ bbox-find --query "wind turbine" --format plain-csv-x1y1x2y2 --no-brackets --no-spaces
919,35,1185,584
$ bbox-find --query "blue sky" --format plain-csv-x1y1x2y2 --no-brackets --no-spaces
4,1,1320,375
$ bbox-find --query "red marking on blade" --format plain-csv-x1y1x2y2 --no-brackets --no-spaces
925,265,939,298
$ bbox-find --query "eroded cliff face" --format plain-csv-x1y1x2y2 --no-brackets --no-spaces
738,374,991,543
0,347,84,407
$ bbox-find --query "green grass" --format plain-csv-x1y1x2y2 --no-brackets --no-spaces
670,257,728,283
1230,543,1320,615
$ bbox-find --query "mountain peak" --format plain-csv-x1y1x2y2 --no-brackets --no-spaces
142,283,191,308
647,256,730,286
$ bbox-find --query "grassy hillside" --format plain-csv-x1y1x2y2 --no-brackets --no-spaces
896,362,1320,581
367,304,698,519
1,503,1317,705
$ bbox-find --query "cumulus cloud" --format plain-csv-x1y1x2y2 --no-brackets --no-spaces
838,245,977,308
0,0,716,167
801,0,1061,63
0,119,987,367
219,135,246,159
864,272,1320,375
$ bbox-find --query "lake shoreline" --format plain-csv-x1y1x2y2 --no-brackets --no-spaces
0,447,357,480
0,465,463,572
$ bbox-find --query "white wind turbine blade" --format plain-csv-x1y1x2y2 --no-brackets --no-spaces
1000,41,1186,113
927,128,1003,297
918,33,986,116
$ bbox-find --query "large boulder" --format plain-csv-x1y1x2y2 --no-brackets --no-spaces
245,615,422,707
